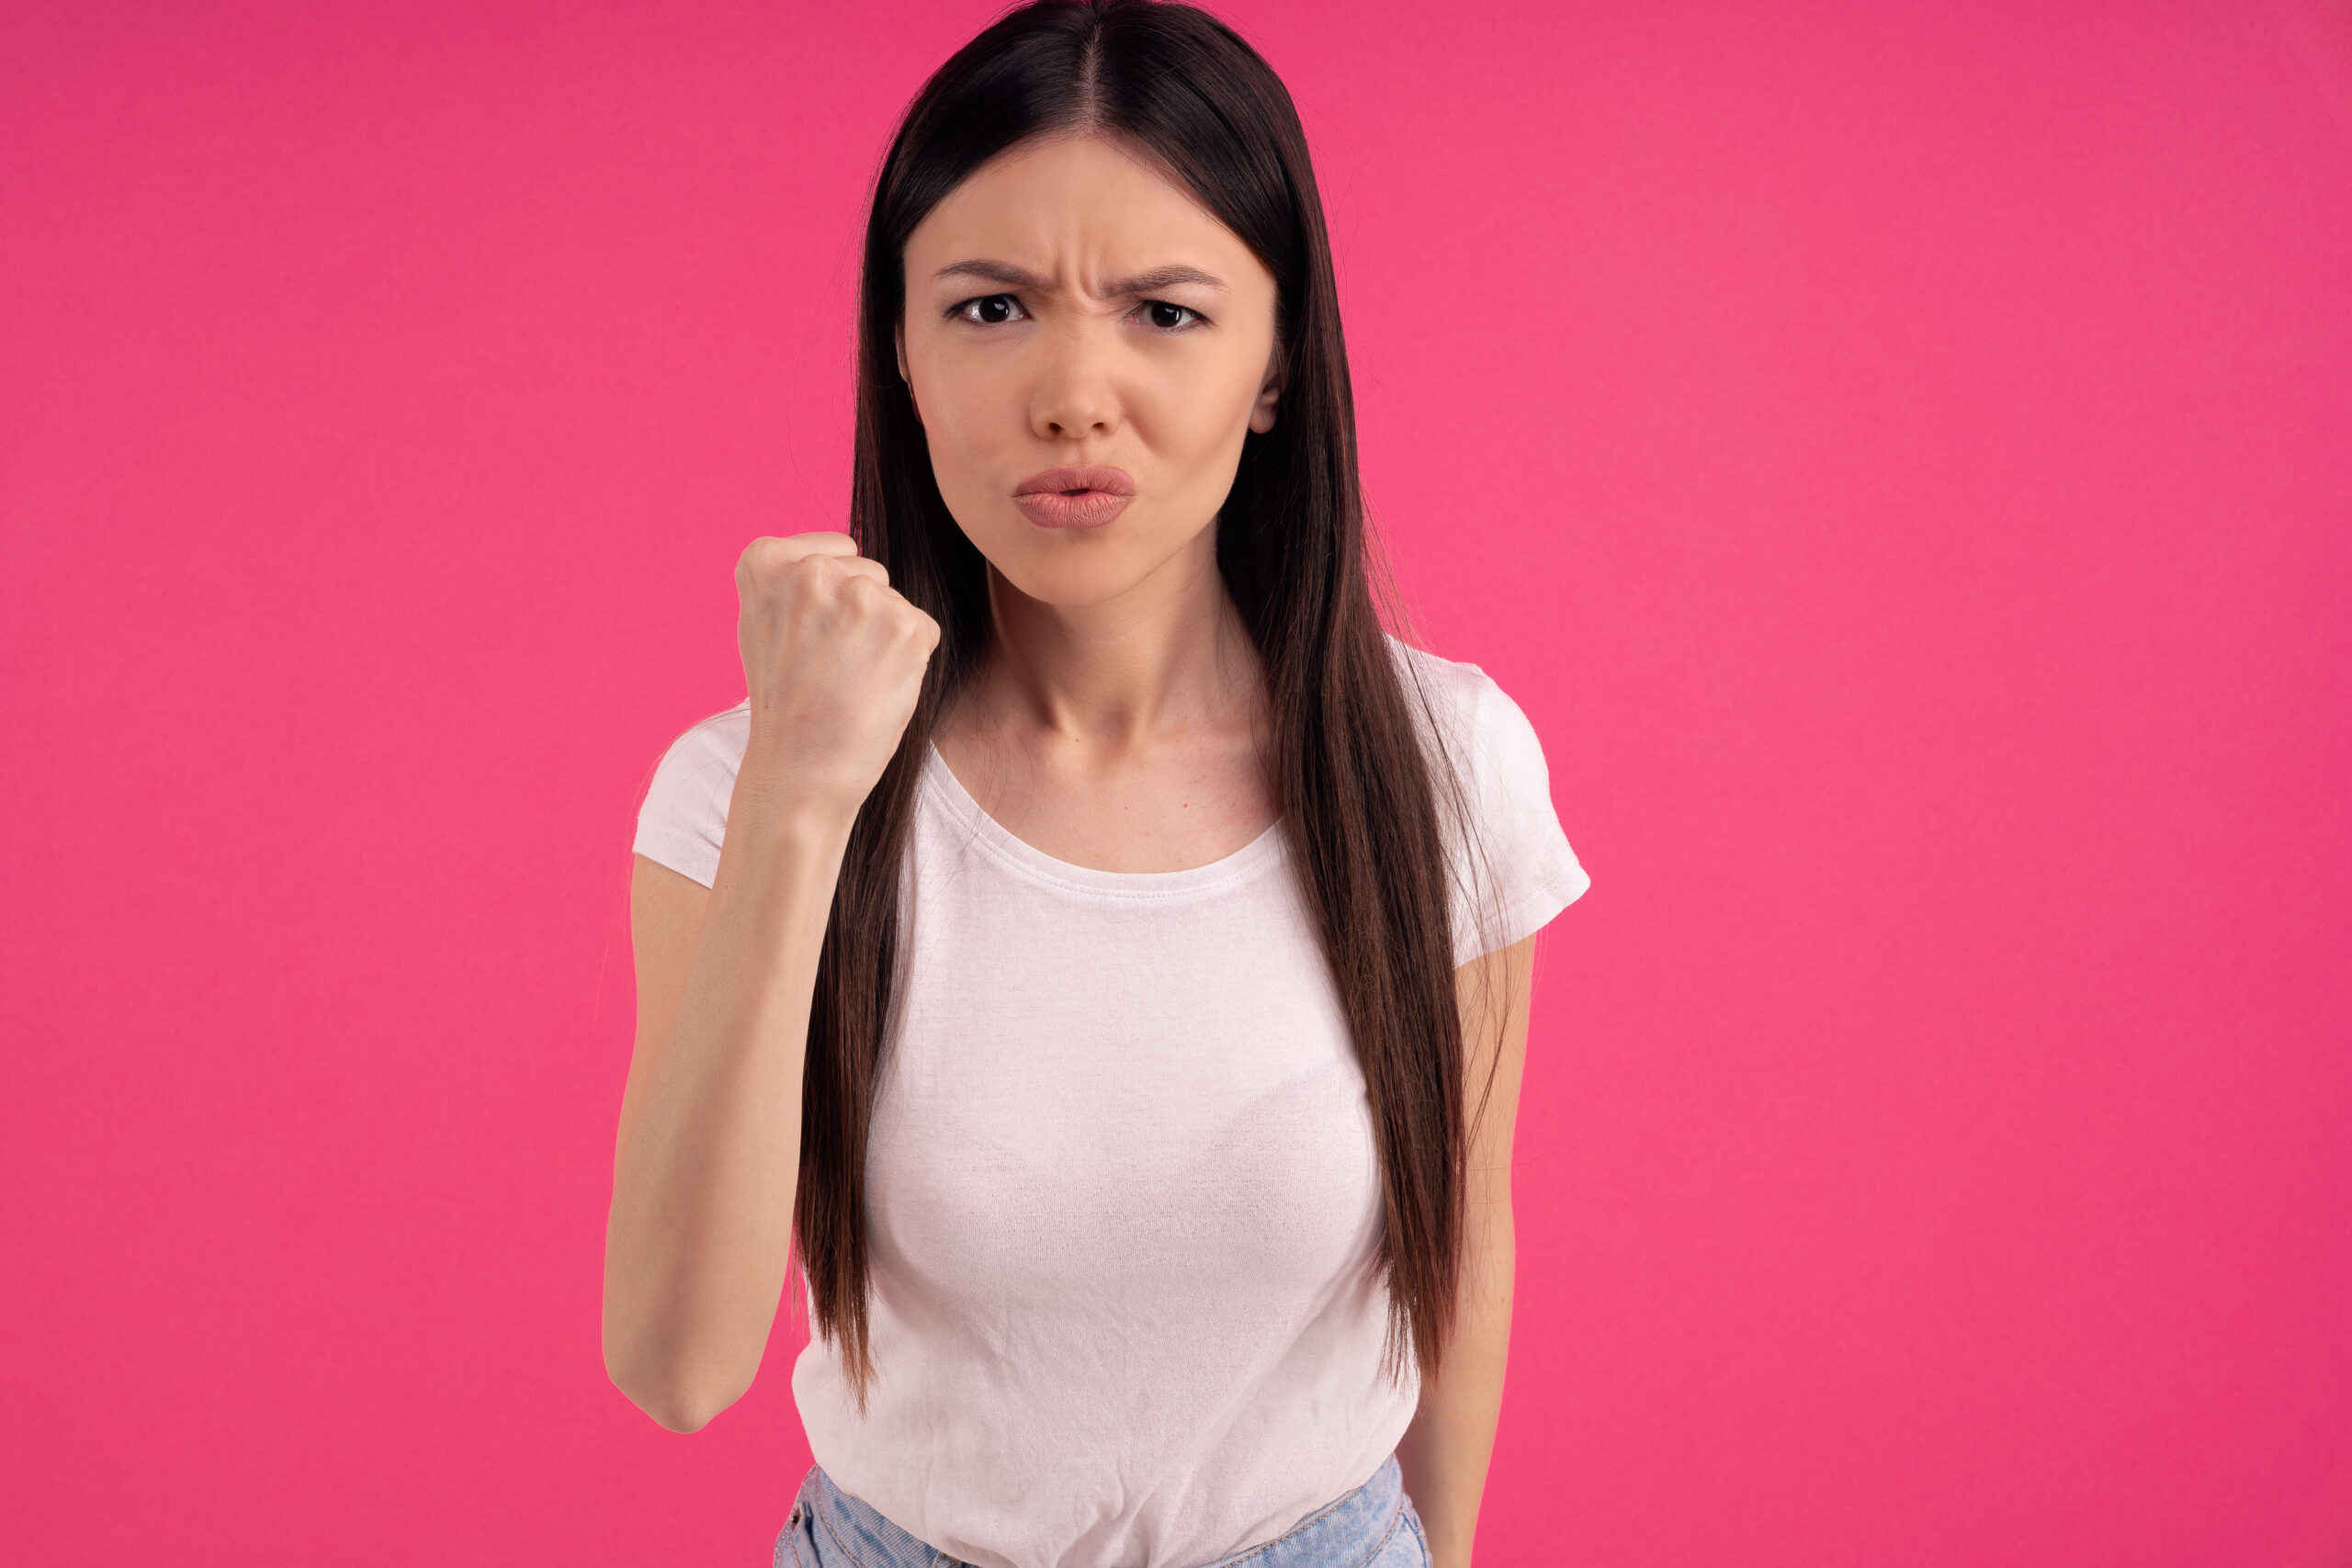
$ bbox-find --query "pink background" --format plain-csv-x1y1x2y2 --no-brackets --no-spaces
5,1,2349,1563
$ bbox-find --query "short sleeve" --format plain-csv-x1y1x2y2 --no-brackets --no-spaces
1443,669,1592,967
631,702,752,889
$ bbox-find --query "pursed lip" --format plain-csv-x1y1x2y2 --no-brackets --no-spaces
1012,465,1136,498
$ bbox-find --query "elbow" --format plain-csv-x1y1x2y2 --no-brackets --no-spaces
608,1359,739,1435
603,1329,747,1435
662,1366,758,1432
601,1241,762,1432
639,1390,724,1436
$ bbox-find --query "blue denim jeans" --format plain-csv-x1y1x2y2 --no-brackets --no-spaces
774,1451,1430,1568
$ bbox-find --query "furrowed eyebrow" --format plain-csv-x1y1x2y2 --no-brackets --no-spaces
933,260,1228,297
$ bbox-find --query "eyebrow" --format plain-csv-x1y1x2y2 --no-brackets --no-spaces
933,259,1228,296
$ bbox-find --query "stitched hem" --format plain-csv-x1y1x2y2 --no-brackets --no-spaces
813,1495,877,1568
1339,1494,1405,1568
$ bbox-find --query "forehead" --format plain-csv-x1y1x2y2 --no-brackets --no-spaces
906,131,1264,280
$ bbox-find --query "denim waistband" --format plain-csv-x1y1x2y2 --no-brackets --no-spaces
778,1451,1413,1568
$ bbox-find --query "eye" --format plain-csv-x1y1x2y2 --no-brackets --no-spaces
953,294,1027,325
950,293,1213,331
1136,300,1204,332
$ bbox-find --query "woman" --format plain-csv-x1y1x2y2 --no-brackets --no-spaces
605,4,1590,1565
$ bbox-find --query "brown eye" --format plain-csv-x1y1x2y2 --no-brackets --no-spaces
1142,301,1200,331
956,295,1024,325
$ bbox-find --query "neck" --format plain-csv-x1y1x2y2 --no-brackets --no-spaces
963,524,1263,761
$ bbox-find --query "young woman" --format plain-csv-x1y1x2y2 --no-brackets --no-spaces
604,4,1590,1566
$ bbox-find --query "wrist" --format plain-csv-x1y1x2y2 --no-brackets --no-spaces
731,750,870,842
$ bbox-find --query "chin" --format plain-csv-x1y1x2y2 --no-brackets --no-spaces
987,540,1170,609
957,504,1216,610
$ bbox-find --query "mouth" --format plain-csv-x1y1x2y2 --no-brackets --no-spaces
1014,491,1130,528
1012,466,1136,530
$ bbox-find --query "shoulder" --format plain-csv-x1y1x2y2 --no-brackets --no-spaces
1382,631,1492,725
632,697,753,888
1381,633,1559,856
1379,635,1590,964
1379,632,1523,780
1379,634,1559,825
651,697,752,784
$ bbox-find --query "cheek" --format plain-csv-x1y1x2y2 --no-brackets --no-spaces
909,353,1044,558
1138,355,1263,469
910,362,1006,483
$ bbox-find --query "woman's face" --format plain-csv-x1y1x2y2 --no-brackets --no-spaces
898,131,1283,610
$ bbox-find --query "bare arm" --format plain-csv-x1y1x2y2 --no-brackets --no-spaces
1393,932,1534,1568
603,797,852,1432
602,533,938,1433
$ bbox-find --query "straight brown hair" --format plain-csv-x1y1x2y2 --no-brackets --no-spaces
796,0,1505,1413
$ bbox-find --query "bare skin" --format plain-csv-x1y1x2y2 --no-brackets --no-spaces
604,129,1532,1568
604,533,938,1431
1397,933,1532,1568
898,130,1285,868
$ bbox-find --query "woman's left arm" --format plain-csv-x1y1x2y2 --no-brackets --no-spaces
1393,932,1535,1568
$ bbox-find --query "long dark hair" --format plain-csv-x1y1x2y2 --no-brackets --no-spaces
797,0,1502,1412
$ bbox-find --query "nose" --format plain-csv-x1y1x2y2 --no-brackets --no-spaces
1029,319,1118,442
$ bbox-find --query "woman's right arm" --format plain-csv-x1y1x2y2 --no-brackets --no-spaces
602,532,938,1433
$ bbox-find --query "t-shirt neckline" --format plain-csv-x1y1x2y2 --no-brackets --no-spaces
921,740,1289,897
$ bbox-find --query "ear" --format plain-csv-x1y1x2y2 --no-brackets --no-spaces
894,322,921,425
1248,361,1283,434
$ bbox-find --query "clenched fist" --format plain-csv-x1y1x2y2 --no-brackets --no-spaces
733,531,942,826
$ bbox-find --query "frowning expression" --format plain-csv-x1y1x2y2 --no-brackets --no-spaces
898,131,1283,608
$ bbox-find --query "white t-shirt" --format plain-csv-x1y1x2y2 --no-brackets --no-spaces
630,635,1589,1568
